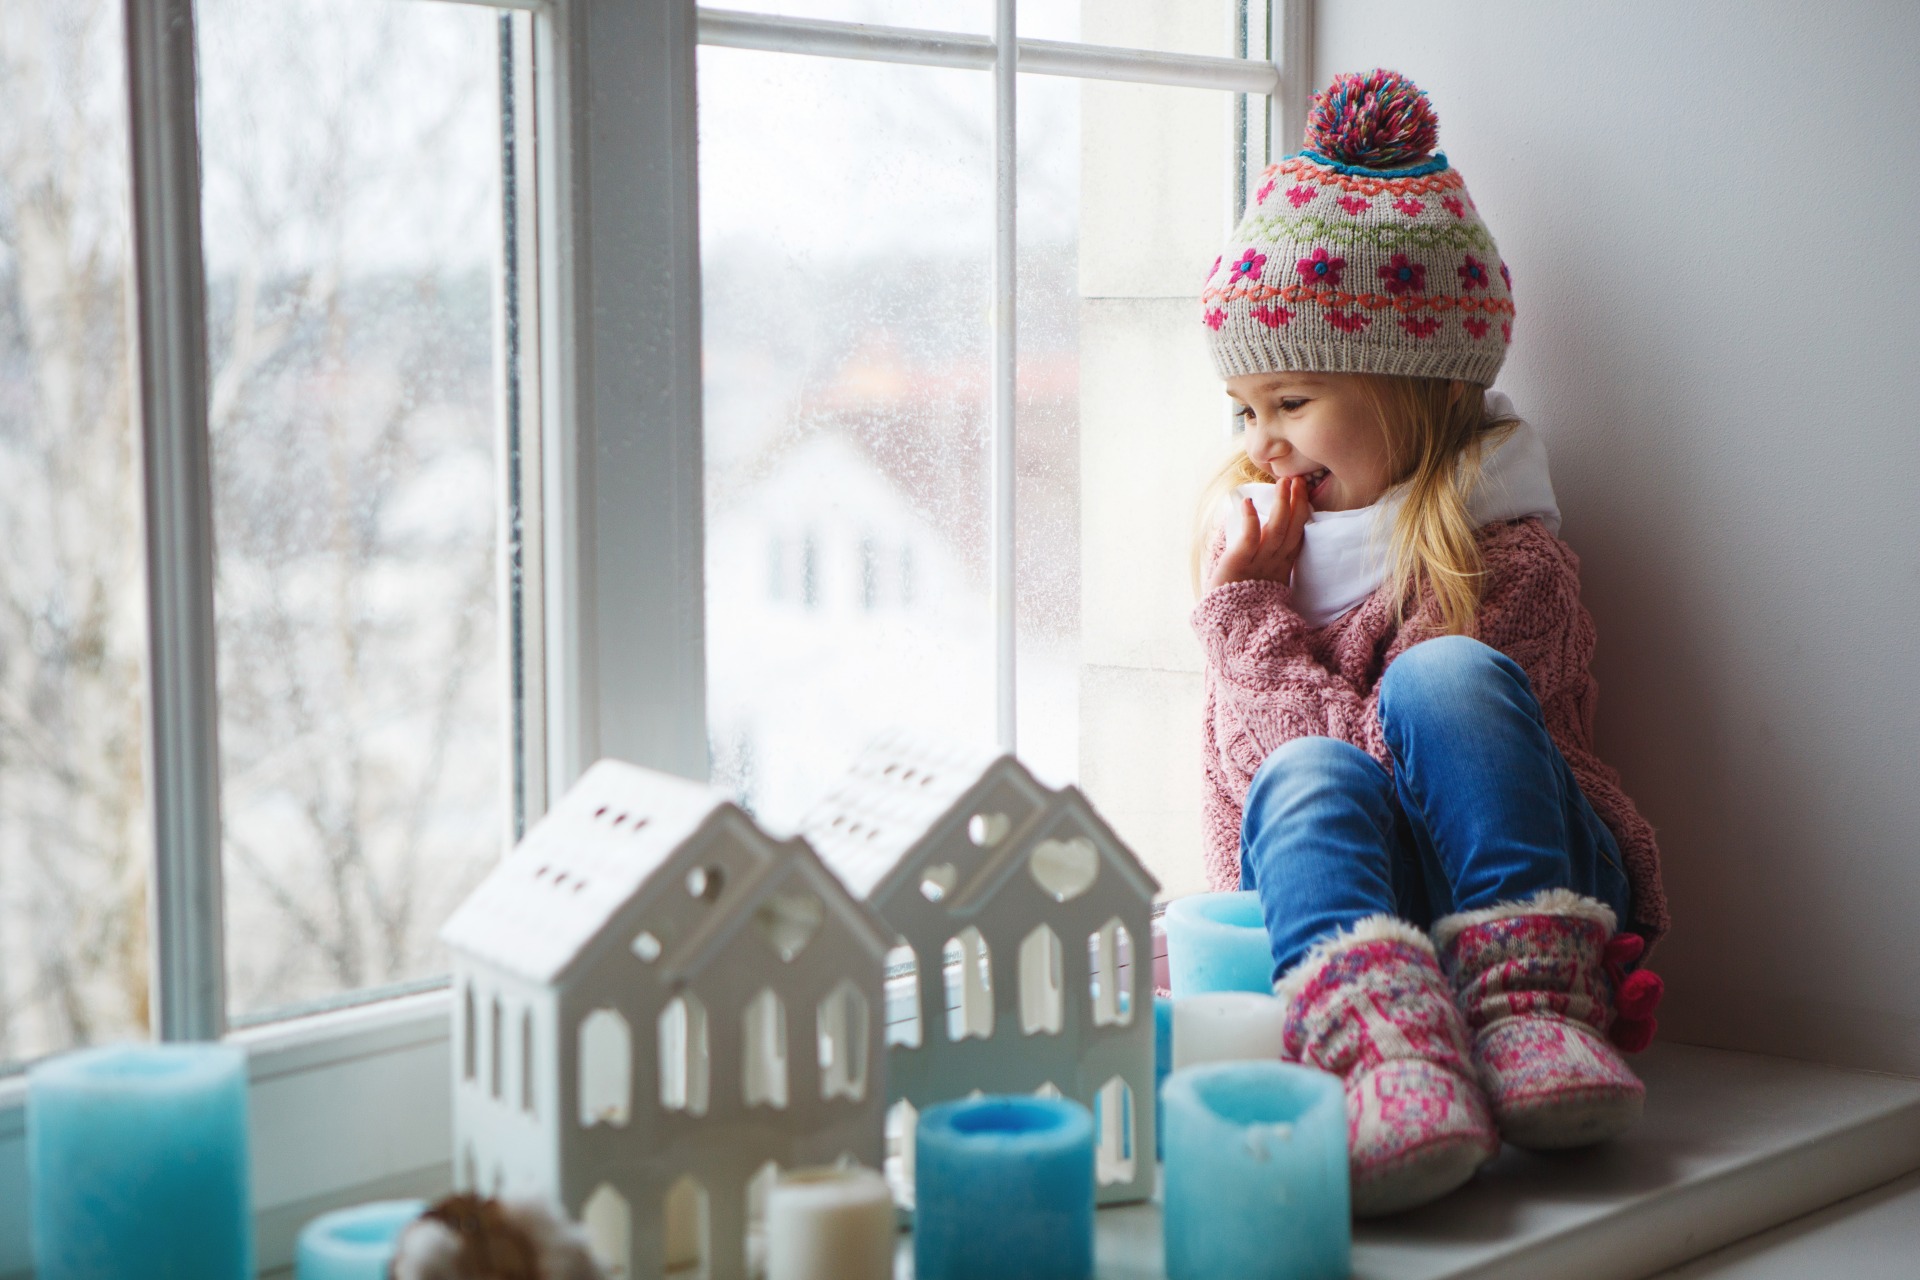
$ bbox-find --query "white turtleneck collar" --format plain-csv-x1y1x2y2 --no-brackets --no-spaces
1226,389,1560,629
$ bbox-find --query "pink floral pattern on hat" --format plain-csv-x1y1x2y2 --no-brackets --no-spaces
1458,254,1491,290
1297,247,1346,287
1379,253,1426,295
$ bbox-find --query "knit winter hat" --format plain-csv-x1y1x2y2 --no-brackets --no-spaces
1201,69,1514,385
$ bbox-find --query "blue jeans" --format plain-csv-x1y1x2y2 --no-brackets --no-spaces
1239,635,1633,982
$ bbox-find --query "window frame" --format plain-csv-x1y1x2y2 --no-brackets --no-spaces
0,0,1306,1272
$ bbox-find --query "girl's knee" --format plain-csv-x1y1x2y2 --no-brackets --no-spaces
1380,634,1526,717
1249,736,1381,803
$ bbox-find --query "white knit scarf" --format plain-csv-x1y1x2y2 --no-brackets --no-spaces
1226,390,1560,629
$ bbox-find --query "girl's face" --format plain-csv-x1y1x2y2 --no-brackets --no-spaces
1224,371,1395,512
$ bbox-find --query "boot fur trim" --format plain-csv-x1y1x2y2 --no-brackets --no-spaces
1273,913,1436,1004
1430,888,1617,952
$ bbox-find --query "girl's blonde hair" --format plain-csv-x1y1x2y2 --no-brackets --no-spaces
1191,374,1520,637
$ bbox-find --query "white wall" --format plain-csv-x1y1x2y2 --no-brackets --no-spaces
1317,2,1920,1073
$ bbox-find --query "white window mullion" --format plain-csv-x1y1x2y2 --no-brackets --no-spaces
499,9,547,838
992,0,1018,751
1270,0,1314,167
124,0,227,1042
536,0,709,796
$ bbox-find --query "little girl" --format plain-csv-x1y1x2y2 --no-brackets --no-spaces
1192,70,1666,1217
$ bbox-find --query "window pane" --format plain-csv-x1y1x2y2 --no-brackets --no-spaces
700,47,993,829
0,0,151,1064
197,0,506,1020
1020,73,1243,899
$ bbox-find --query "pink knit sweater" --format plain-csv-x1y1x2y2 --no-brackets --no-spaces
1193,516,1669,943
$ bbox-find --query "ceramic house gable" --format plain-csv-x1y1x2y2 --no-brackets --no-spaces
949,784,1158,917
443,760,894,1280
441,759,734,986
801,733,1162,1208
801,732,1052,911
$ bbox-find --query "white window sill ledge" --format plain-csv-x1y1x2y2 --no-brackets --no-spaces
1069,1042,1920,1280
2,1028,1917,1279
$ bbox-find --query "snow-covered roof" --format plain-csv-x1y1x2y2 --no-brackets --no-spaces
440,759,735,984
798,731,1023,900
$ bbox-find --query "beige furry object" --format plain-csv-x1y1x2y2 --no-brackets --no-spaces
388,1194,605,1280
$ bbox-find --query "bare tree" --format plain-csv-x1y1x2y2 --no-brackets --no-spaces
0,0,504,1057
0,0,150,1059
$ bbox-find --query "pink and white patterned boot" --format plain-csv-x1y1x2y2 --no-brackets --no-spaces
1277,916,1500,1217
1433,889,1646,1151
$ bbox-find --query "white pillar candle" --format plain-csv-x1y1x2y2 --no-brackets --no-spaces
766,1166,894,1280
1171,992,1288,1071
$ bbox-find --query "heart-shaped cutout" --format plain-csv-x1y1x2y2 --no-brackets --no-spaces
1029,837,1099,903
968,812,1010,848
753,890,823,962
919,863,958,903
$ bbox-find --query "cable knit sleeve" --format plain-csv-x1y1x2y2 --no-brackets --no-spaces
1191,579,1385,759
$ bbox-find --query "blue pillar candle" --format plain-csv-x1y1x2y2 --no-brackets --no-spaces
1153,995,1174,1160
296,1200,427,1280
28,1043,254,1280
915,1095,1094,1280
1164,891,1274,996
1161,1061,1348,1280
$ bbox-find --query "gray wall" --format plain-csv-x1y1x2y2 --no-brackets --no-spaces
1317,1,1920,1072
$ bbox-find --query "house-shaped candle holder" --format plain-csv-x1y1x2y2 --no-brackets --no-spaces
441,759,893,1280
799,732,1161,1207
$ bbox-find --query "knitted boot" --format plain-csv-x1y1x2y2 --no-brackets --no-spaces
1434,889,1645,1151
1276,916,1500,1217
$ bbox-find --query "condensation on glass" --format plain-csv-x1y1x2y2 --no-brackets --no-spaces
0,0,152,1065
1018,54,1254,898
698,46,995,830
196,0,508,1021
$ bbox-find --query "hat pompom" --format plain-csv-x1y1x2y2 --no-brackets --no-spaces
1304,69,1438,169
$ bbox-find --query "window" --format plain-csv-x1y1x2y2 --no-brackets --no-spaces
0,0,529,1063
0,0,150,1065
197,0,511,1024
696,1,1290,917
0,0,1299,1263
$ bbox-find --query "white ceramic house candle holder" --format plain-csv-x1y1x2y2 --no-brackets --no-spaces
798,732,1161,1208
441,760,895,1280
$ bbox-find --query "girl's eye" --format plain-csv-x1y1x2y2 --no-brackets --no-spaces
1231,403,1255,421
1278,398,1307,412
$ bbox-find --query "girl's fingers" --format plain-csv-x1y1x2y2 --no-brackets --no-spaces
1285,477,1312,547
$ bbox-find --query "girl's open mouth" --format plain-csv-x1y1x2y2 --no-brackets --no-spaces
1301,467,1332,502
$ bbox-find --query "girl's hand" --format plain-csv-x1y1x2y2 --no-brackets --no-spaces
1207,474,1312,591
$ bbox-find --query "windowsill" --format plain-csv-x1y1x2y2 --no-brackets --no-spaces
1067,1043,1920,1280
3,1032,1918,1278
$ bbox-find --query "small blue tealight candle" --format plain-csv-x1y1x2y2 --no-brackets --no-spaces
296,1200,427,1280
1164,891,1275,996
28,1042,254,1280
915,1094,1094,1280
1162,1061,1348,1280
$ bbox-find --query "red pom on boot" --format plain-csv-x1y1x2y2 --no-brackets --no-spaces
1602,931,1665,1053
